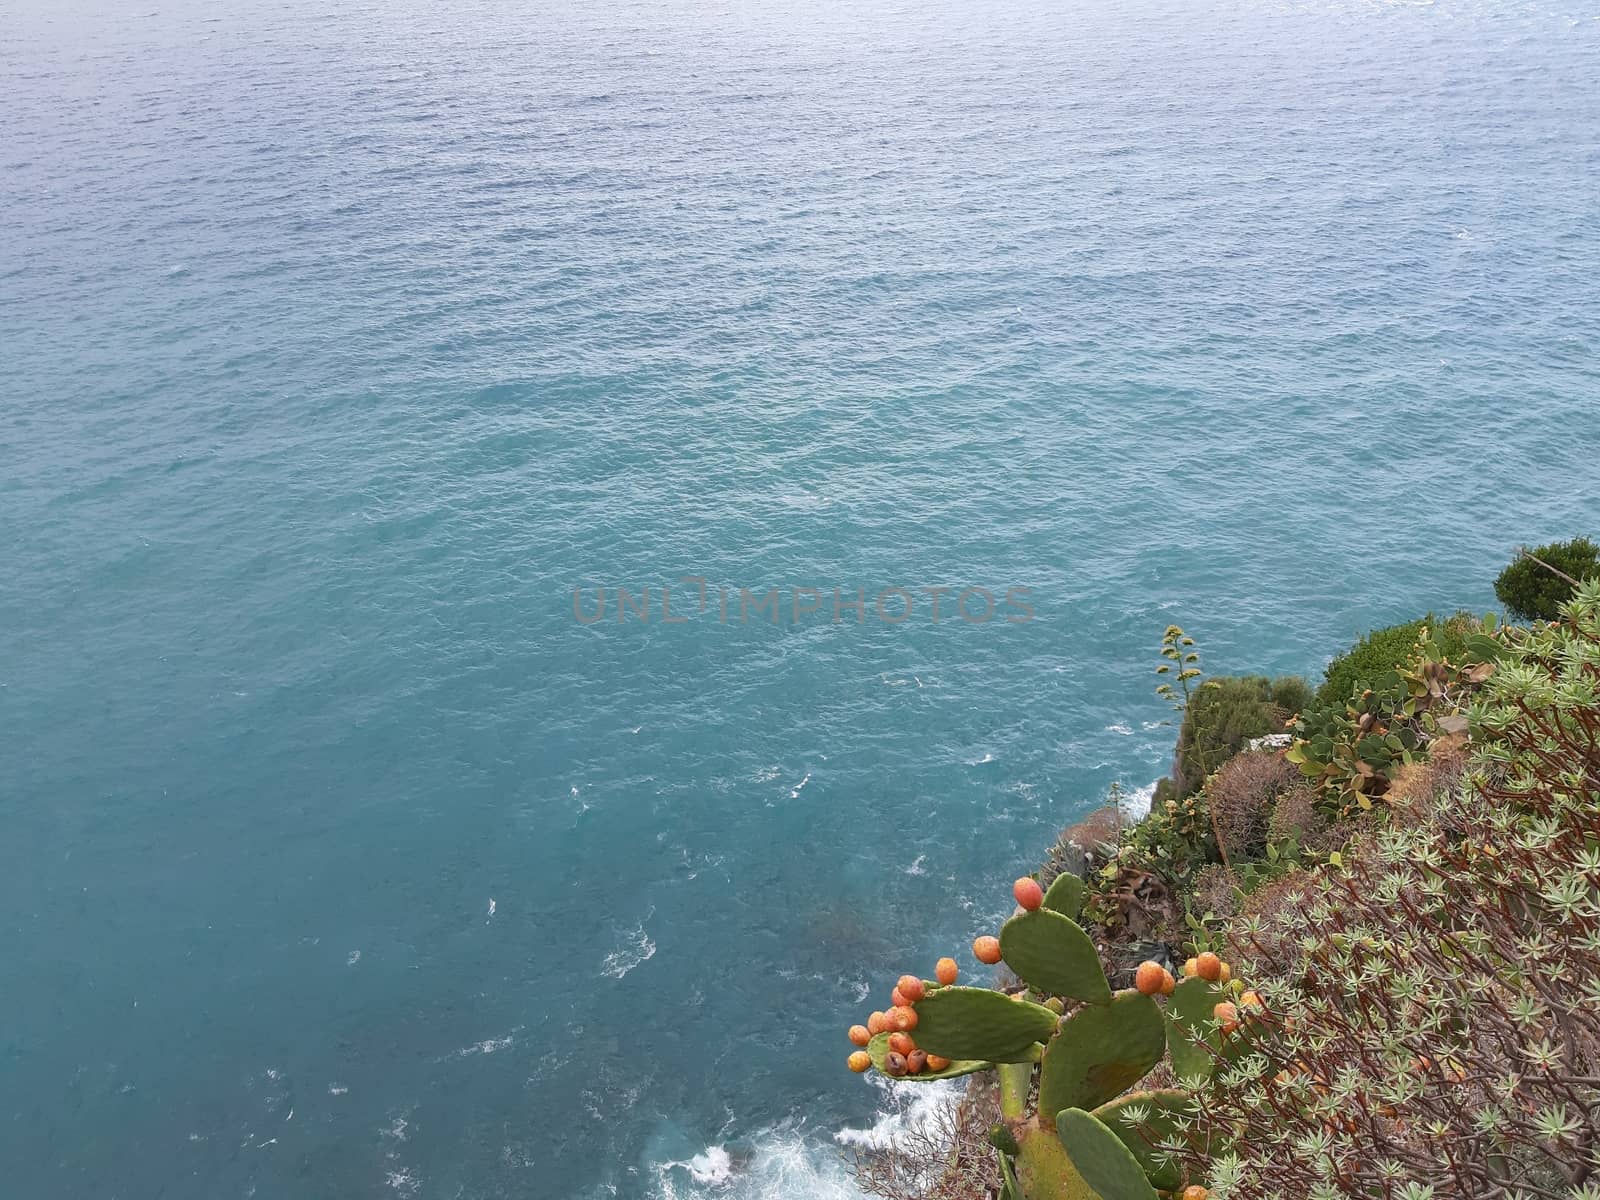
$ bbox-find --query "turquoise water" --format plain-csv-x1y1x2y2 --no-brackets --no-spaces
3,0,1598,1195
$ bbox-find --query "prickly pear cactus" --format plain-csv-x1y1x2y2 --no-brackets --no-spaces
1037,991,1165,1117
1013,1119,1099,1200
865,1033,987,1080
1092,1089,1194,1191
912,985,1058,1063
1053,1109,1160,1200
839,881,1243,1198
1041,870,1085,920
1164,975,1223,1081
998,909,1112,1005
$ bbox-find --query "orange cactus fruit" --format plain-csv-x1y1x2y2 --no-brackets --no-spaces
848,1051,872,1073
1217,961,1232,984
896,975,926,1003
906,1049,928,1075
1181,1187,1209,1200
888,1005,919,1031
1213,1001,1240,1033
891,987,909,1008
848,1024,871,1047
1134,961,1167,996
1238,989,1263,1013
1159,969,1177,996
887,1032,917,1057
1013,877,1044,910
867,1011,889,1036
935,957,958,986
1181,957,1199,978
883,1051,908,1077
973,935,1002,965
926,1054,951,1071
1195,952,1223,982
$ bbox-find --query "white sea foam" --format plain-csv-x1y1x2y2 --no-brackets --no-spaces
836,1075,964,1154
1121,778,1159,818
1105,722,1134,735
456,1034,514,1057
789,772,811,799
601,923,657,979
648,1076,963,1200
649,1134,862,1200
902,854,926,876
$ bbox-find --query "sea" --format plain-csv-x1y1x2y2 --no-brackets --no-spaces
3,0,1598,1196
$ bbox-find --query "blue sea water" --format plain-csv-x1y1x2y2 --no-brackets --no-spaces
3,0,1599,1195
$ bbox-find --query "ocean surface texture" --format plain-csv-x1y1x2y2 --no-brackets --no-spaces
3,0,1598,1196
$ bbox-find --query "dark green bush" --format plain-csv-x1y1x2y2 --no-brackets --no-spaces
1174,675,1307,794
1493,537,1600,621
1315,612,1477,707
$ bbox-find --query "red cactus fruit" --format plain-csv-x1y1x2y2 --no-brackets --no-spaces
891,987,909,1008
1196,952,1223,982
887,1005,919,1031
867,1011,889,1036
848,1024,871,1047
887,1032,917,1057
973,936,1002,965
1013,877,1044,911
1134,961,1166,995
935,957,958,985
883,1051,908,1077
896,974,926,1003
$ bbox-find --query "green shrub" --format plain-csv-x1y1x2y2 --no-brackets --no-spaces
1315,611,1478,707
1175,676,1307,794
1288,620,1499,817
1493,536,1600,621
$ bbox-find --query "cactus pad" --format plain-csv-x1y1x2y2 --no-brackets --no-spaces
1037,990,1165,1118
1042,871,1085,920
865,1032,988,1081
1165,976,1223,1082
1053,1108,1160,1200
1092,1089,1194,1192
999,910,1112,1005
910,985,1059,1063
